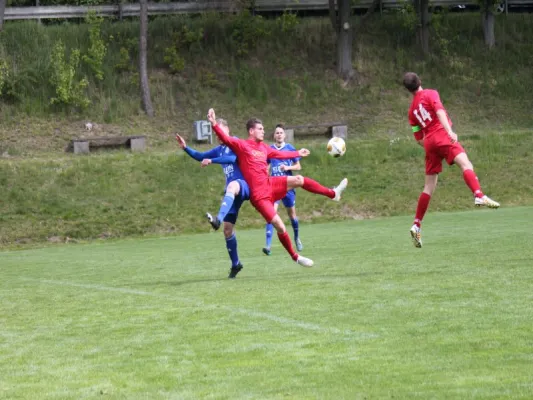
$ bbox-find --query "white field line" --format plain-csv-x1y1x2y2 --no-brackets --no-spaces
22,278,377,339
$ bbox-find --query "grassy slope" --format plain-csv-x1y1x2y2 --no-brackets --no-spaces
1,130,532,246
1,208,533,398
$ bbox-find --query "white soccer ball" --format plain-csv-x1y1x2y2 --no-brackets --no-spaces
327,137,346,158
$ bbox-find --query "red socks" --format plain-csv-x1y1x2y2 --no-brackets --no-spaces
414,192,431,227
302,177,335,199
463,169,484,198
278,231,298,261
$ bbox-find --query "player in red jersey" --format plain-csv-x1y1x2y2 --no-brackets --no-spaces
207,108,348,268
403,72,500,248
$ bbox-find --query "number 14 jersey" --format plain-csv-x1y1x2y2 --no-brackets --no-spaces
408,89,452,141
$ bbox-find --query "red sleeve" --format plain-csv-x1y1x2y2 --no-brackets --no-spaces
212,124,242,153
266,146,300,160
429,90,445,112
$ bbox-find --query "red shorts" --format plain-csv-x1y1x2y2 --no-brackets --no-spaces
251,176,288,222
424,138,465,175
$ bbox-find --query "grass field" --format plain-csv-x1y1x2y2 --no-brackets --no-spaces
1,206,532,399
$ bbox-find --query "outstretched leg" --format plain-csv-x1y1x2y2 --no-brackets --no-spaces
287,175,348,201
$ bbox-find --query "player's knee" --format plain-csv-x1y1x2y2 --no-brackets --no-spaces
287,208,296,219
270,215,286,233
294,175,304,187
223,223,234,238
227,181,240,194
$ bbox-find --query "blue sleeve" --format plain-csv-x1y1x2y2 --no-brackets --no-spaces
183,146,221,162
210,155,237,164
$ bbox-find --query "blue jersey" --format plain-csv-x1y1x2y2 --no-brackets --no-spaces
268,143,300,177
183,141,245,189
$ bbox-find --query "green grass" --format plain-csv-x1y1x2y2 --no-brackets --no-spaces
1,131,532,246
1,207,533,399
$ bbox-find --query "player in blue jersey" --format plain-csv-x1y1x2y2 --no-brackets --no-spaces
262,124,303,256
175,118,250,279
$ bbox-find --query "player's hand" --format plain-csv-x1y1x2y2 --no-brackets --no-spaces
278,164,286,172
448,131,458,144
207,108,216,125
201,159,212,168
175,134,186,149
298,148,310,157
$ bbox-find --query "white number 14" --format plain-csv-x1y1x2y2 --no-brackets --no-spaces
413,104,432,127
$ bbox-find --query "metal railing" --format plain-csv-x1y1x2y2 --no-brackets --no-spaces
3,0,529,20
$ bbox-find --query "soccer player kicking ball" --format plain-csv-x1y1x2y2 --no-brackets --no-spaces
175,118,250,279
207,108,348,268
263,124,303,256
403,72,500,248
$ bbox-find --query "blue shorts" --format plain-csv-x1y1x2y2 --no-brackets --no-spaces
224,179,250,225
275,189,296,208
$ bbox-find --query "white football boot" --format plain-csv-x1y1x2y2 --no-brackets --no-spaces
410,224,422,248
296,255,314,267
333,178,348,202
474,195,500,208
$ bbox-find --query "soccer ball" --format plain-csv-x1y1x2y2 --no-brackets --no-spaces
327,137,346,158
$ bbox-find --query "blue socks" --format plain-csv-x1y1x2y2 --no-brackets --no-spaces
291,218,299,242
225,234,240,267
265,223,273,249
217,193,235,223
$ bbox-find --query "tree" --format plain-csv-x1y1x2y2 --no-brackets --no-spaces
0,0,6,32
413,0,430,56
480,0,497,48
139,0,154,117
328,0,354,81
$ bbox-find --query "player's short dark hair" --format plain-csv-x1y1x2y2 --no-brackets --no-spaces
403,72,421,93
246,118,262,132
216,118,228,128
275,123,284,130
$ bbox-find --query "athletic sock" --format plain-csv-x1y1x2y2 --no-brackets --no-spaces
290,218,299,242
463,169,484,198
302,177,335,199
277,231,298,261
225,234,240,267
414,192,431,227
217,193,235,222
265,223,273,249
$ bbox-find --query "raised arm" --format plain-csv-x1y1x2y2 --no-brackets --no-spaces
210,154,237,164
183,146,220,162
266,146,307,160
176,134,221,161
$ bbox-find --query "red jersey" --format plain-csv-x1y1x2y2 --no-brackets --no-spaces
212,124,300,201
408,89,452,141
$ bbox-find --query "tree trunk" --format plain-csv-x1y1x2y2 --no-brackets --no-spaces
482,9,495,48
336,0,354,81
0,0,6,32
414,0,430,56
328,0,338,32
139,0,154,117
